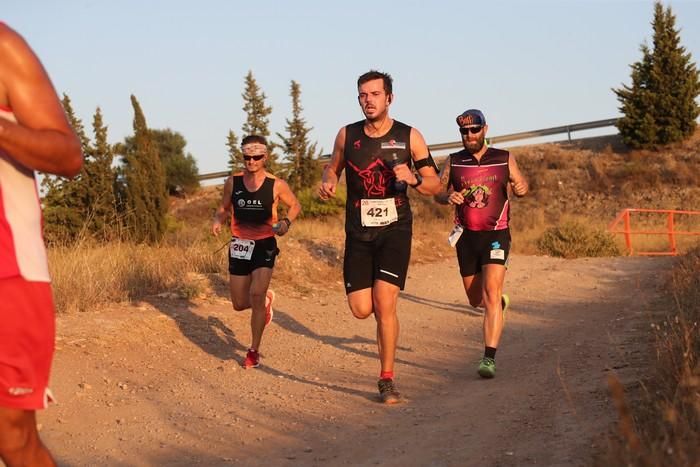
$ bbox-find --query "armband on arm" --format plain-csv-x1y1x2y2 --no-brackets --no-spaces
413,153,438,173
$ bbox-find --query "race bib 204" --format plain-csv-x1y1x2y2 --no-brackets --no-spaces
230,237,255,260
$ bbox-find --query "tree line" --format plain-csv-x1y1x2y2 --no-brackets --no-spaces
43,73,323,244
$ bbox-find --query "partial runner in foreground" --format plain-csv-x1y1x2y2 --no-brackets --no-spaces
0,22,83,467
213,135,301,369
318,70,440,404
435,109,528,378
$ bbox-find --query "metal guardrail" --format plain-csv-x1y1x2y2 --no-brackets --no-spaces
197,117,618,181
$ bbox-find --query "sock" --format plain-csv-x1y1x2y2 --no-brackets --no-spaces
484,346,497,360
380,371,394,380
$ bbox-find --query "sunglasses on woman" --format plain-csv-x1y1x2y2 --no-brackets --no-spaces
243,155,265,161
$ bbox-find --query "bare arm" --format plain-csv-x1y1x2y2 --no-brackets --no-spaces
318,127,346,200
212,176,233,236
0,24,82,177
508,153,528,197
393,128,440,195
434,156,453,205
273,178,302,236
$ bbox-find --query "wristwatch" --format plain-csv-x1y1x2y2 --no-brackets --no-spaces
409,173,423,188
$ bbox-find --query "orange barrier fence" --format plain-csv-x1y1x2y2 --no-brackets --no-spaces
608,208,700,256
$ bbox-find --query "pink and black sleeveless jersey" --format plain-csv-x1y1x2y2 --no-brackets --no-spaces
343,120,413,240
449,147,511,231
230,174,275,240
0,106,51,282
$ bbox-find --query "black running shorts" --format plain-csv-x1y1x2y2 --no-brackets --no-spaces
343,228,412,293
228,236,279,276
456,229,511,277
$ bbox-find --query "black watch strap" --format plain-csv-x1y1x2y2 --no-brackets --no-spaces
410,173,423,188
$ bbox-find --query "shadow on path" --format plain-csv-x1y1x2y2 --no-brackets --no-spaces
146,298,246,361
399,292,482,317
272,308,435,372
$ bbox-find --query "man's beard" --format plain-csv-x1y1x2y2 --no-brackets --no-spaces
465,135,485,154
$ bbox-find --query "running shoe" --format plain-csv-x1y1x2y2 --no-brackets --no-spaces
265,289,275,326
378,378,402,404
243,348,260,369
501,293,510,322
477,357,496,378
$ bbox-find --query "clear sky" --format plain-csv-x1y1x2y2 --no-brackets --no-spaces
5,1,700,174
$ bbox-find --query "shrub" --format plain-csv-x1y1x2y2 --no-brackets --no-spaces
296,185,346,218
537,220,621,258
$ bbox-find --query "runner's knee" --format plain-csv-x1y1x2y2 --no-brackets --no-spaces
249,289,266,306
349,302,373,319
466,292,482,308
482,288,502,307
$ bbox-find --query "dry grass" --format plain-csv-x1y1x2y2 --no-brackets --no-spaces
599,247,699,466
48,238,224,313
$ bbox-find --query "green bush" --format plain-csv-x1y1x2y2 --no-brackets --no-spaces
297,185,346,218
537,220,621,258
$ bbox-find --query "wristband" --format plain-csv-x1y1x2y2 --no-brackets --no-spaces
409,173,423,188
281,217,291,228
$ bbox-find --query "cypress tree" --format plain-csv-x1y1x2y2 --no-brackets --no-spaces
121,95,168,243
277,80,321,191
614,2,700,148
122,128,200,196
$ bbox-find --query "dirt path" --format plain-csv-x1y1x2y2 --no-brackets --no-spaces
39,255,671,466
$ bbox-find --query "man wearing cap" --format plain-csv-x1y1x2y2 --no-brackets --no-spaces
212,134,301,369
435,109,528,378
318,70,441,404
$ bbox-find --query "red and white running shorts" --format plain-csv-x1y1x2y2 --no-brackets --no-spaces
0,276,56,410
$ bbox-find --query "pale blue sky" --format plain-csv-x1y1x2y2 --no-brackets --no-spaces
5,1,700,174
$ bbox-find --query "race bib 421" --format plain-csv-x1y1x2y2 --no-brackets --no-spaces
360,198,398,227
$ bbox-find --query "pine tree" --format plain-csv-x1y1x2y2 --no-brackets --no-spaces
226,129,244,172
614,2,700,148
277,80,321,192
42,94,89,243
86,107,117,238
241,70,280,173
121,95,168,243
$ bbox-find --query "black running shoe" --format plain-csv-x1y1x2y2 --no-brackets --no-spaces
378,378,401,404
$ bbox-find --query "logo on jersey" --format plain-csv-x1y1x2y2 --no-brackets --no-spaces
237,199,263,209
353,139,361,150
347,158,395,197
381,140,406,150
465,184,490,209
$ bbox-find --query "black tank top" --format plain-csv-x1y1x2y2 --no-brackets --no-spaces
343,120,413,240
230,175,274,239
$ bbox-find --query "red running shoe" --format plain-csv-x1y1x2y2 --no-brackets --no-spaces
243,348,260,369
